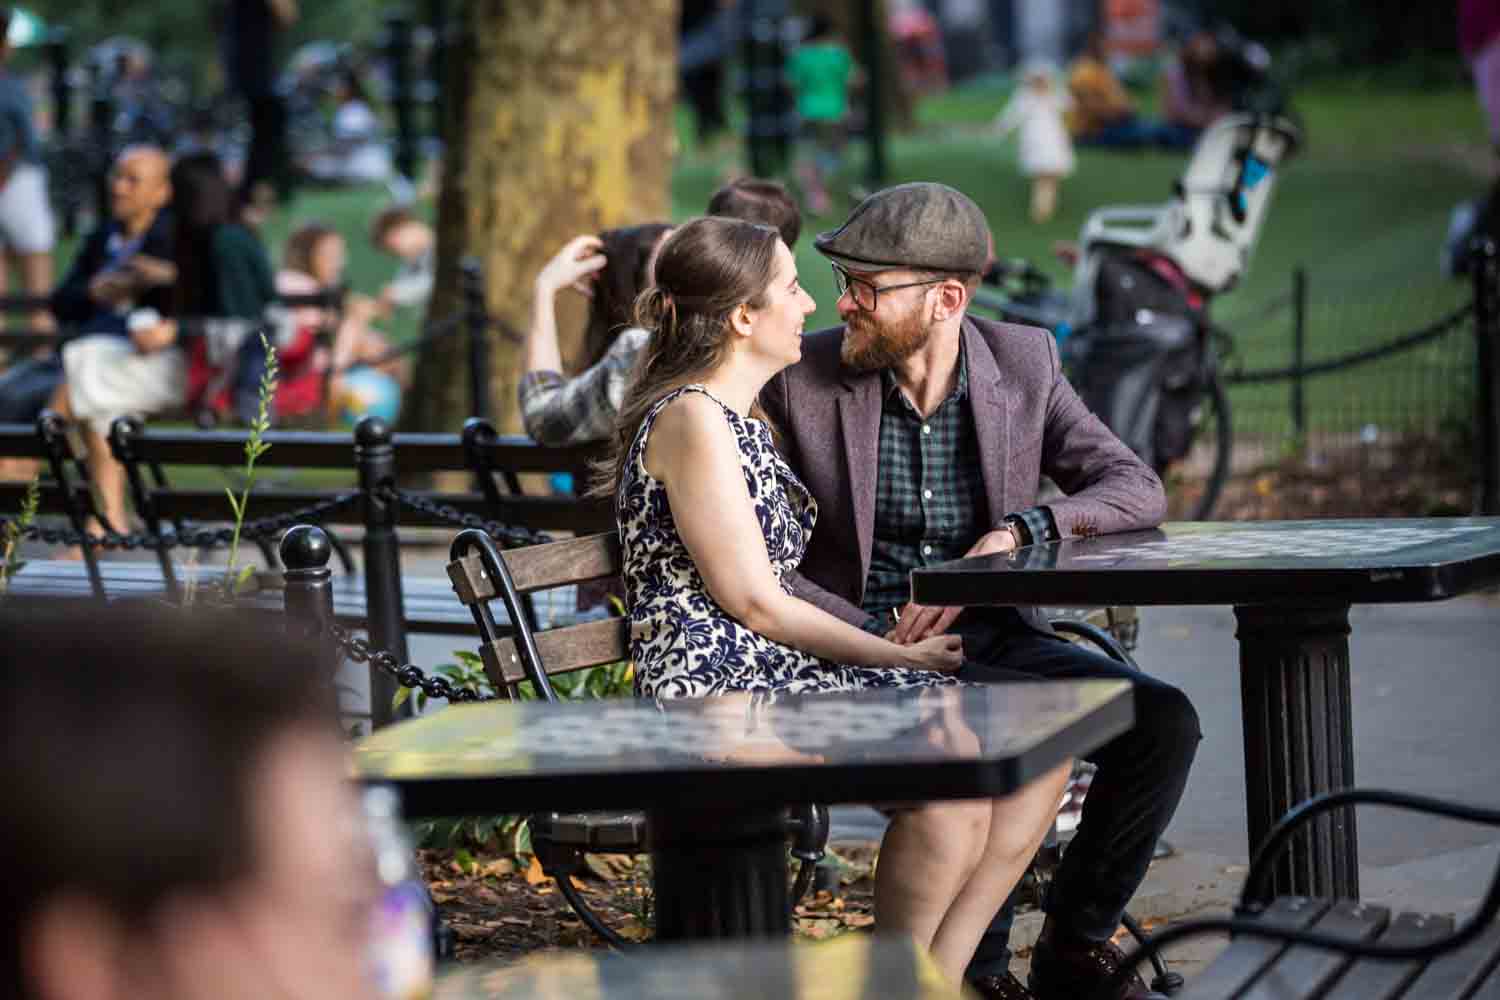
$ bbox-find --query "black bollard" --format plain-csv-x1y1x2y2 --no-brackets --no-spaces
461,258,491,421
384,9,419,183
280,524,340,677
1475,238,1500,516
87,63,113,228
425,0,448,144
740,0,793,178
45,29,71,139
355,417,410,726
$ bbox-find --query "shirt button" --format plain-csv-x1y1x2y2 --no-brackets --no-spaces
922,544,933,556
921,424,932,435
922,489,933,500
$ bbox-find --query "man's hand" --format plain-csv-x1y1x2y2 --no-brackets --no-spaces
888,526,1020,644
126,255,177,288
88,271,136,307
131,319,178,355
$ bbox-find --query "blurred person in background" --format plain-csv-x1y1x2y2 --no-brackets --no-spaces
0,602,375,1000
0,146,174,481
519,222,673,446
275,220,404,426
0,6,57,332
1159,29,1232,147
519,177,803,447
223,0,299,219
787,16,856,215
1065,32,1174,150
304,67,392,186
52,153,276,533
994,61,1075,224
369,205,435,314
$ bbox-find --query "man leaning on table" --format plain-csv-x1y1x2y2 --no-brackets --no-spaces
760,182,1201,1000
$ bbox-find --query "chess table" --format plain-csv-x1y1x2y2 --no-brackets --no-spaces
911,518,1500,902
354,681,1133,941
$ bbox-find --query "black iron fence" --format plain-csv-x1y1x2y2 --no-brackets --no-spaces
1204,243,1496,513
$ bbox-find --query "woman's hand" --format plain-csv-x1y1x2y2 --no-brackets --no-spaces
535,235,606,300
898,634,964,673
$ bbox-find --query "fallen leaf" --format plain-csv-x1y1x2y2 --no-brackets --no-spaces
525,856,549,886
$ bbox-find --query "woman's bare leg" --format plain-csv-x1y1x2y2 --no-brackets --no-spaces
927,761,1073,981
875,800,991,956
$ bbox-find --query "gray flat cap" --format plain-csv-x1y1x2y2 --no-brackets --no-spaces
814,182,990,274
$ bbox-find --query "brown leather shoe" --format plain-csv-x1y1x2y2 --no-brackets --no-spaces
1027,918,1166,1000
968,971,1036,1000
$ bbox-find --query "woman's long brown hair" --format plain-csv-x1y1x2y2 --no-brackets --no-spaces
580,222,674,369
590,216,781,499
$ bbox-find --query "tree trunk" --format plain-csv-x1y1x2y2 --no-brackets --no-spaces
406,0,679,433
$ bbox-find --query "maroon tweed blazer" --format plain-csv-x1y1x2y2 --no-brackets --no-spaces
760,314,1166,634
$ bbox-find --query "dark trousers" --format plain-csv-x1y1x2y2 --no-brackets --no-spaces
952,609,1202,981
239,93,289,206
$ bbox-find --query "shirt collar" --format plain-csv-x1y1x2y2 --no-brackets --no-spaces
881,336,970,405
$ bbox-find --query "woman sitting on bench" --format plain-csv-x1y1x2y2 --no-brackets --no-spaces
595,216,1070,986
275,221,404,426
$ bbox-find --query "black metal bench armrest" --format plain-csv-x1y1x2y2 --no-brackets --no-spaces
1095,787,1500,1000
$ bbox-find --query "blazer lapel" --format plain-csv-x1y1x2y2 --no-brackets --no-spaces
964,319,1014,524
836,369,882,590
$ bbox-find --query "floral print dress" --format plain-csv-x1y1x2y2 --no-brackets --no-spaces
618,385,960,699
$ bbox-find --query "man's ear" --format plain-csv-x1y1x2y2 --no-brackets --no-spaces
932,279,968,322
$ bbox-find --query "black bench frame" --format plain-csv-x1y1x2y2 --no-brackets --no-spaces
1102,788,1500,999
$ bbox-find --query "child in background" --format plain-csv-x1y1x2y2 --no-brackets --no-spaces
787,18,854,215
994,61,1075,224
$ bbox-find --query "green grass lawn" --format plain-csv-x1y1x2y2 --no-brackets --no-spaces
80,74,1485,468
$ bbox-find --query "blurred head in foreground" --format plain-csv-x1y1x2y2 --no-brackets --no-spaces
0,603,372,1000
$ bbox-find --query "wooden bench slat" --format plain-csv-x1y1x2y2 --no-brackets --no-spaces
486,618,629,685
1182,897,1332,998
505,534,621,593
1320,911,1457,1000
1396,915,1500,998
1240,901,1389,1000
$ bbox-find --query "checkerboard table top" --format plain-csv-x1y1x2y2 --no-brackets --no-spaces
353,681,1133,818
911,518,1500,608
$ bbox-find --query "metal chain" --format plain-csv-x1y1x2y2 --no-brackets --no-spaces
331,623,495,703
1222,302,1474,385
0,491,361,551
379,485,553,548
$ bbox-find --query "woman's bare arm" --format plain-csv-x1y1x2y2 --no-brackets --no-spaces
646,394,961,673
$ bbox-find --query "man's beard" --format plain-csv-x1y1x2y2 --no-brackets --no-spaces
841,303,932,371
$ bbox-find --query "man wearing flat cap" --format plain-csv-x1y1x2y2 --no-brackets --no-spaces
760,182,1198,1000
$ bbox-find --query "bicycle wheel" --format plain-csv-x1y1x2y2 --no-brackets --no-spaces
1187,372,1232,520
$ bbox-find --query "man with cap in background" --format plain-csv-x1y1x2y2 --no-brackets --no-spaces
760,182,1199,1000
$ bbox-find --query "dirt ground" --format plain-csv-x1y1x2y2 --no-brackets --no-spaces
422,842,883,962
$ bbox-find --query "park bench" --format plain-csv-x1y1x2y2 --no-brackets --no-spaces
442,525,1164,967
1108,788,1500,999
1,413,607,723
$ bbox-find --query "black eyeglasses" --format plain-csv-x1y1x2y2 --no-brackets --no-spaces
831,264,948,312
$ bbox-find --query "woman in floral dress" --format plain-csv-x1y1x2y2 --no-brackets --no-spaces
595,216,1070,986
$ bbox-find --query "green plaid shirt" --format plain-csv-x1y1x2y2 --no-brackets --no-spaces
859,343,1058,631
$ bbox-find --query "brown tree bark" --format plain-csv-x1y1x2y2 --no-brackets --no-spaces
406,0,679,433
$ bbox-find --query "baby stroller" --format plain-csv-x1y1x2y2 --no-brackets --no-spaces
975,112,1302,518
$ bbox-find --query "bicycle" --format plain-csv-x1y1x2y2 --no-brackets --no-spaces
971,255,1234,521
